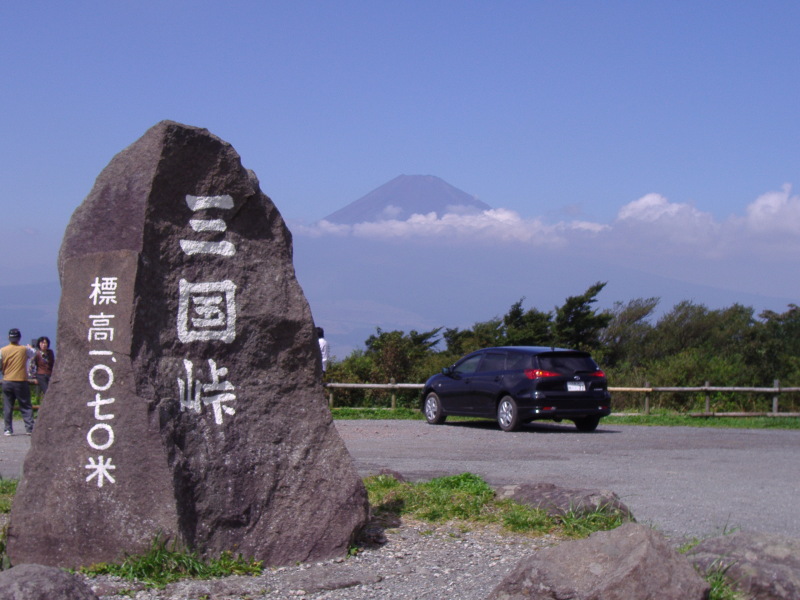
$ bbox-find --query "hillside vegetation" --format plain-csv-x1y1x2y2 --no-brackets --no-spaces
327,282,800,413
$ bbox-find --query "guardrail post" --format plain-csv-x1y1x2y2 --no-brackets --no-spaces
644,381,650,415
705,381,711,413
328,389,334,409
390,378,396,410
773,379,780,414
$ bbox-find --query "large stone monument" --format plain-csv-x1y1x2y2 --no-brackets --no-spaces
8,121,369,568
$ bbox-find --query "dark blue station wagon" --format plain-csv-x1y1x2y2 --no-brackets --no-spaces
421,346,611,432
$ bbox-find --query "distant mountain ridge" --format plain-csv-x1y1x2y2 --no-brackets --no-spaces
323,174,491,225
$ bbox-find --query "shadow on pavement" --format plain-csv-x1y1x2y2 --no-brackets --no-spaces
441,419,619,434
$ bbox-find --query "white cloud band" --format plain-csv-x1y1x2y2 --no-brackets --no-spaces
295,184,800,261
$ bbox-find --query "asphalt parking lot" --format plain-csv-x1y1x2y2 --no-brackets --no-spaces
0,422,32,481
3,418,798,541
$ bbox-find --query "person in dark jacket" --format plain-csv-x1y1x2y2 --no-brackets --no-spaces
32,336,55,397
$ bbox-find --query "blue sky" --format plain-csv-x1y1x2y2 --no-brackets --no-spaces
3,2,800,355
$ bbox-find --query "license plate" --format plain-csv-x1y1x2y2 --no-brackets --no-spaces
567,381,585,392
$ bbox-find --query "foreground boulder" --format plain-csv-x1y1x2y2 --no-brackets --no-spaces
495,482,633,520
687,531,800,600
490,522,709,600
8,121,368,568
0,564,99,600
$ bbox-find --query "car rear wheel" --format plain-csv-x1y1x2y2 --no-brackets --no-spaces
424,392,447,424
573,416,600,432
497,396,521,432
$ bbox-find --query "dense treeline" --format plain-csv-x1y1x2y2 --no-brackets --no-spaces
326,282,800,412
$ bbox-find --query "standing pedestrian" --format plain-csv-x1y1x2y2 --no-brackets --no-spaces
1,328,36,436
32,336,55,397
317,327,329,374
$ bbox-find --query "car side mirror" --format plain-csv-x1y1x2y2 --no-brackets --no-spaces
442,366,453,377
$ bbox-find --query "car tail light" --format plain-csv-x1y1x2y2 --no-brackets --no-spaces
589,370,606,378
525,369,560,379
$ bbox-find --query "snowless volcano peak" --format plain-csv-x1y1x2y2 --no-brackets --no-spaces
323,175,491,224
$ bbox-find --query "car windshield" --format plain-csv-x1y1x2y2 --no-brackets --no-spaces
536,352,598,375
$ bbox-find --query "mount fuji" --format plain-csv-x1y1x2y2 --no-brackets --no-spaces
322,174,491,224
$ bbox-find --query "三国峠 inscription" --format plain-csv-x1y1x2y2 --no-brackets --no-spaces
178,358,236,425
177,279,237,343
180,194,237,256
176,193,240,424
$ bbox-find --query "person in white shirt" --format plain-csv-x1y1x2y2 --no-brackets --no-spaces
316,327,329,374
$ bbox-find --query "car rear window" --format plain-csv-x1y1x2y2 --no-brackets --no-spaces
536,352,598,374
507,352,533,370
480,352,507,372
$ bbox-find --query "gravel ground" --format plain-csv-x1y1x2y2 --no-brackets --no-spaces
83,520,557,600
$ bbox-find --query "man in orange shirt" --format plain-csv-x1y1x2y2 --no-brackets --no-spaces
1,328,36,436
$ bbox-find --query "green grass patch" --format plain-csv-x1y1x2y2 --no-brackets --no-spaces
678,528,746,600
0,479,17,514
676,544,744,599
331,407,422,420
558,505,628,538
492,499,554,533
0,479,17,571
79,537,262,588
364,472,625,539
605,414,800,429
700,559,746,600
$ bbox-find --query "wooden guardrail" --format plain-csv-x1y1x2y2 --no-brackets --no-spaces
323,379,800,417
325,380,423,410
608,380,800,416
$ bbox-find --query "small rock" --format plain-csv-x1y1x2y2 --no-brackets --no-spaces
0,564,99,600
688,530,800,600
490,522,709,600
